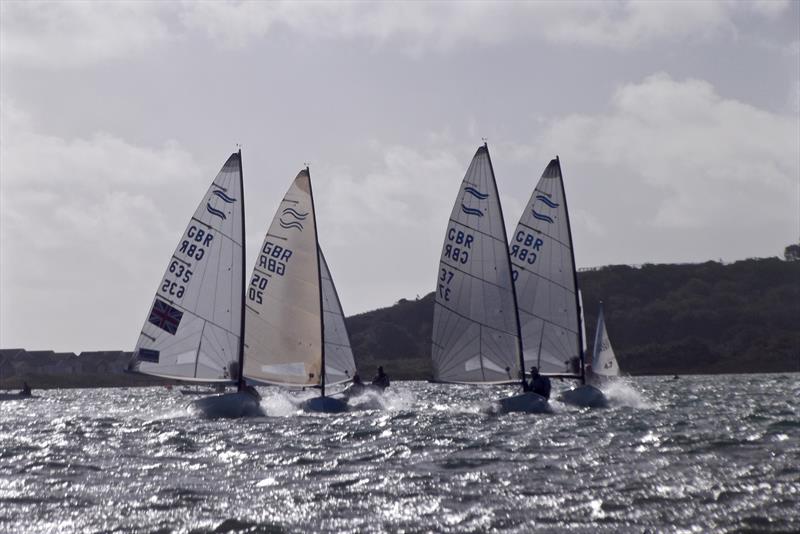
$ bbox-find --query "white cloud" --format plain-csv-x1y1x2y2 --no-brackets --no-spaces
312,143,467,313
178,0,792,51
0,1,171,68
0,97,203,350
528,72,797,242
2,1,792,68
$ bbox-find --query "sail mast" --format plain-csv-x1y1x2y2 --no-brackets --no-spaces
555,156,586,385
307,166,326,397
236,148,246,392
484,142,526,388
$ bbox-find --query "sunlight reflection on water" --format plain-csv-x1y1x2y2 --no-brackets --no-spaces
0,375,797,533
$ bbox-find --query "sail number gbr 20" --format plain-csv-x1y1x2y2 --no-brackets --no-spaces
248,241,294,304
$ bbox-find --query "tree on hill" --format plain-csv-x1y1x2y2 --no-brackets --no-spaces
785,243,800,261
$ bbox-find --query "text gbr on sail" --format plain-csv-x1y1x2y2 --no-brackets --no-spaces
510,230,543,265
444,227,473,265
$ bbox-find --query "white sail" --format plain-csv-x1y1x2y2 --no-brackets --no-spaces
320,248,357,385
131,153,244,382
243,169,323,387
592,303,619,377
431,145,522,384
510,158,582,376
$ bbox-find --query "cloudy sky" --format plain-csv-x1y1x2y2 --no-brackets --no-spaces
1,1,798,352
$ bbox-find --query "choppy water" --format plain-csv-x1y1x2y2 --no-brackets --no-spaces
1,374,798,533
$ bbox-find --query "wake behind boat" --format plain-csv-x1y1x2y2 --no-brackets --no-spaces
431,143,547,413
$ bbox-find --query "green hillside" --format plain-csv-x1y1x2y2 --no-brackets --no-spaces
346,258,800,379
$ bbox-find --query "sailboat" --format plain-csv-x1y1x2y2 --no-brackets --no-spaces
241,168,357,413
431,143,549,413
509,157,607,408
587,302,620,384
129,151,264,417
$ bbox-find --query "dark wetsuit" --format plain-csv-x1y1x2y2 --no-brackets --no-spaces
530,375,551,400
371,372,390,390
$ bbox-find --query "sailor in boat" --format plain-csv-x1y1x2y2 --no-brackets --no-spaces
371,366,390,390
526,367,551,400
565,357,581,375
342,372,365,399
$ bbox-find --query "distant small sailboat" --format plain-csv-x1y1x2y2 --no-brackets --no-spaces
587,302,620,384
0,382,34,402
129,151,263,417
241,168,357,413
509,157,607,408
431,143,548,413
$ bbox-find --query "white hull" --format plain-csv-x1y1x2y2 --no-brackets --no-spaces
303,396,349,413
559,384,608,408
192,390,264,418
497,392,551,414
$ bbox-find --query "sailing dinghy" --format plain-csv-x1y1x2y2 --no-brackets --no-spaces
586,302,620,384
431,144,549,413
509,157,606,408
242,168,357,413
128,151,264,418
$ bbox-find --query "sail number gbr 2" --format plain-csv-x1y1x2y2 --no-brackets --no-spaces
161,225,214,299
248,241,294,304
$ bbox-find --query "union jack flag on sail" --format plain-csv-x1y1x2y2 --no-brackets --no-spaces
148,299,183,335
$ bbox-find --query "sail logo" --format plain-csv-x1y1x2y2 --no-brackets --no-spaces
464,186,489,200
531,194,559,224
205,188,237,220
461,205,484,217
279,207,308,231
137,348,160,363
461,186,488,217
148,299,183,335
212,189,237,203
206,203,227,220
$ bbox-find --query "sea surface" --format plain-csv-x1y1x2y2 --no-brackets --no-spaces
0,374,798,533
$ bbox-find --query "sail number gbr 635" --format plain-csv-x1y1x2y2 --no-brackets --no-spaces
161,225,214,300
248,241,294,304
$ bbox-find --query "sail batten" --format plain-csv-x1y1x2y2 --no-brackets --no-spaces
431,145,522,384
131,153,244,382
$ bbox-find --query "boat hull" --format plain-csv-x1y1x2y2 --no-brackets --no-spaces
560,384,608,408
192,391,265,418
303,396,349,413
497,392,551,414
0,393,34,402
